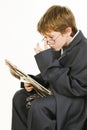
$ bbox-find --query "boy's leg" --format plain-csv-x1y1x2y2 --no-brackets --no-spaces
27,95,56,130
11,89,35,130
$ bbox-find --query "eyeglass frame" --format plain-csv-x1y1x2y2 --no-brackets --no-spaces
42,34,61,44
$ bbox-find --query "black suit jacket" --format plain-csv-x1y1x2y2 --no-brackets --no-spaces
34,30,87,130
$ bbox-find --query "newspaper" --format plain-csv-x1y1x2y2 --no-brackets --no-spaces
5,59,52,97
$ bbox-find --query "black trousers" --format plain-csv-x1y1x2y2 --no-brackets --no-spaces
11,88,87,130
11,89,56,130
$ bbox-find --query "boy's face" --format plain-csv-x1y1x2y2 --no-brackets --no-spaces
43,28,72,51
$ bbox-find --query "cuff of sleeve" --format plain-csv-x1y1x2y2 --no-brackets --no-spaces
21,82,24,88
35,49,60,74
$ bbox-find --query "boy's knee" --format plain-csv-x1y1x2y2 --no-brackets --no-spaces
30,98,45,113
12,89,26,106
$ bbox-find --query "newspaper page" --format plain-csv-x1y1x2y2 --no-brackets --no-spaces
5,59,52,97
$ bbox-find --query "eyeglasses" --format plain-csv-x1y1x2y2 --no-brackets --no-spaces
42,34,61,44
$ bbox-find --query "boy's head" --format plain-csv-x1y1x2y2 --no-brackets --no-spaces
37,5,77,37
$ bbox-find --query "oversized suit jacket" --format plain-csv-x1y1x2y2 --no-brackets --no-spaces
34,30,87,130
21,30,87,130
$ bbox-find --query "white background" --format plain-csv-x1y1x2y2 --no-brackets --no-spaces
0,0,87,129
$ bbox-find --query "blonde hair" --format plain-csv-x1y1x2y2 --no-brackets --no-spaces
37,5,77,36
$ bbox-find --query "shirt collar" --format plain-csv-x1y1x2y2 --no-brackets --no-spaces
72,30,79,41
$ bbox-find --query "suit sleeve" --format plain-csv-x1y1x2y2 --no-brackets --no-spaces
35,48,87,97
21,48,61,89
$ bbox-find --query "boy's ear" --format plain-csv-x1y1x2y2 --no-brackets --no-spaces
65,27,72,36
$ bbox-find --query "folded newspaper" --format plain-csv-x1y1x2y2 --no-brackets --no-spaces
5,59,52,97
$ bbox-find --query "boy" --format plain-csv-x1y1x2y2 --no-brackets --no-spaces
12,5,87,130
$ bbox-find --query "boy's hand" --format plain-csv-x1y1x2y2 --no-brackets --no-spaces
24,83,34,92
34,41,48,54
